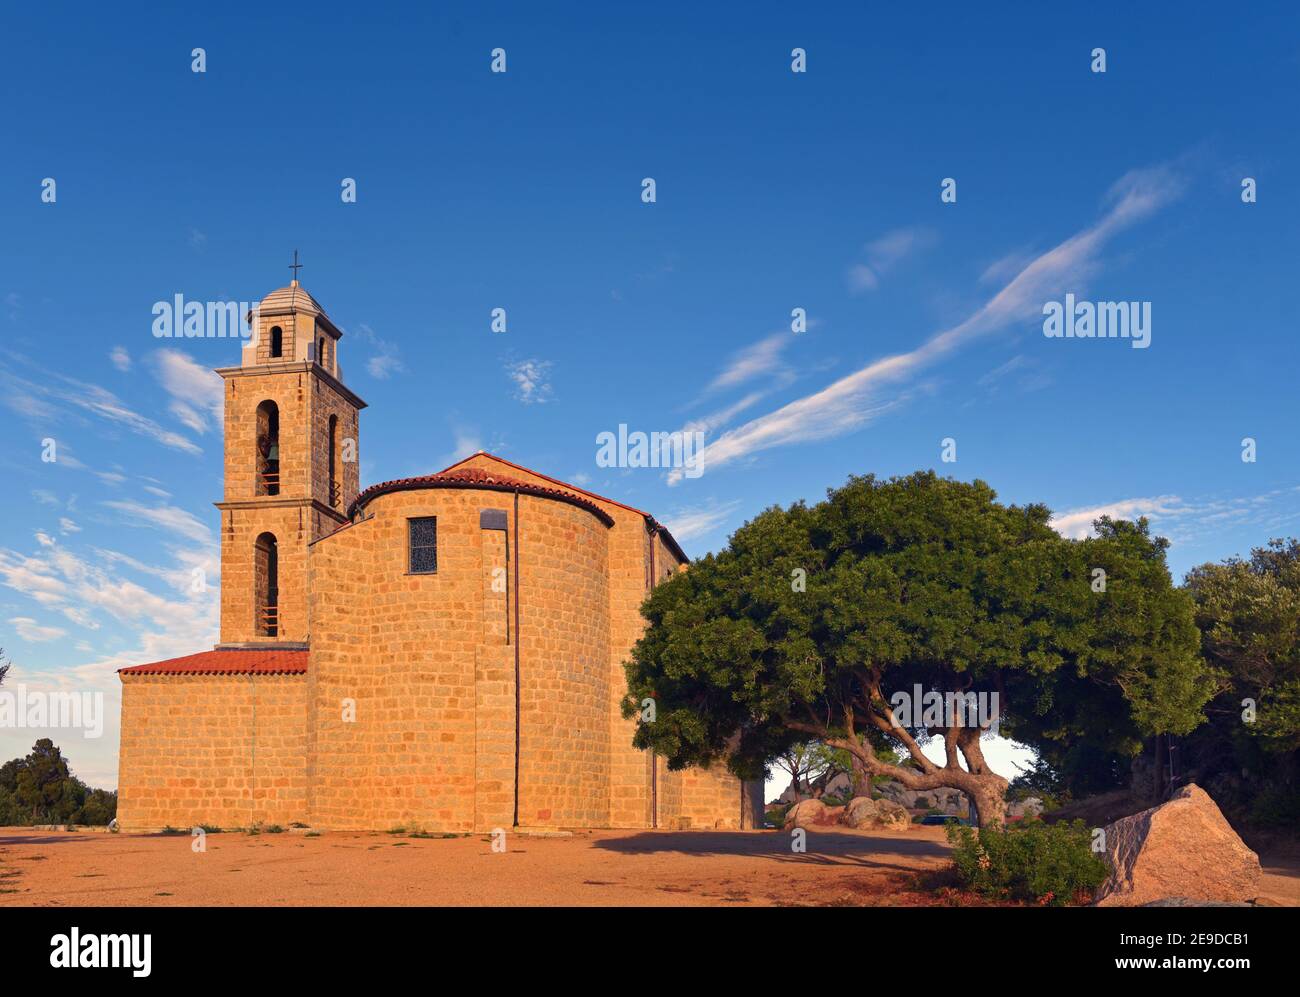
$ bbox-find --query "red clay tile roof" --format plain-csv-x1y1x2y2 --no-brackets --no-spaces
349,467,616,527
118,649,308,677
438,453,688,562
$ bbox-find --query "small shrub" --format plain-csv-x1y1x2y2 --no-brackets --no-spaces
763,804,791,828
264,824,285,834
946,818,1107,906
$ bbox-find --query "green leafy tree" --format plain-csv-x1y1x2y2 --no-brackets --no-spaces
1186,539,1300,751
14,738,73,821
623,471,1213,826
771,742,825,802
1181,539,1300,823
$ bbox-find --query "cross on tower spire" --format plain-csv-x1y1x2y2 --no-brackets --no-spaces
289,250,303,284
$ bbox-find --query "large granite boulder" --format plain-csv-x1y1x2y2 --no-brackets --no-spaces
844,797,911,830
875,781,968,815
783,799,842,830
1094,784,1261,907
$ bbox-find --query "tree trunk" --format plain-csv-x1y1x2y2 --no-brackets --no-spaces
850,752,872,799
806,726,1011,828
967,778,1007,827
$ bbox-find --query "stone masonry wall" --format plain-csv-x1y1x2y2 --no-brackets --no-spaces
307,486,612,831
220,504,311,644
514,493,611,827
116,674,308,831
454,454,754,830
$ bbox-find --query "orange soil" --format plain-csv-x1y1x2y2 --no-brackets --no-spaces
1,826,1295,907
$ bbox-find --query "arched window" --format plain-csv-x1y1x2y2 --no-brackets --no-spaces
254,532,279,637
327,414,339,507
318,337,328,370
255,400,280,496
269,325,283,359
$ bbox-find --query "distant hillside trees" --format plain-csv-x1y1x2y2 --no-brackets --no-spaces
0,652,117,826
0,738,117,827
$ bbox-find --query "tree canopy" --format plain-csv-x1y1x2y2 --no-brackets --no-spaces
623,471,1214,826
0,738,117,827
1180,539,1300,825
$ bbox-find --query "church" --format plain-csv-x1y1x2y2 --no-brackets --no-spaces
117,277,763,833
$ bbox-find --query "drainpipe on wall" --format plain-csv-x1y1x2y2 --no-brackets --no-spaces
647,524,658,829
512,488,521,828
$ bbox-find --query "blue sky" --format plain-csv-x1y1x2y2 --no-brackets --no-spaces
2,3,1298,789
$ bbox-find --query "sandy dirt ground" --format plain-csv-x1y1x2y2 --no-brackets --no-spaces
1,826,1296,907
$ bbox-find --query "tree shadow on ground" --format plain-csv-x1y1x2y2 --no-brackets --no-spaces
592,829,951,870
0,833,106,846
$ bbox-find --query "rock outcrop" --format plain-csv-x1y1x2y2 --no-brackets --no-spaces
843,797,910,830
875,781,969,815
783,799,843,830
1094,784,1261,907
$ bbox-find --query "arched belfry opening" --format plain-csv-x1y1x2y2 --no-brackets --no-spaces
269,325,283,359
255,400,280,496
254,532,279,637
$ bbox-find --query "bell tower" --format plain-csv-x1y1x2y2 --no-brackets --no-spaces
214,265,367,646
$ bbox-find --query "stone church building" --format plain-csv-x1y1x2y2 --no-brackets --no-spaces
117,279,762,833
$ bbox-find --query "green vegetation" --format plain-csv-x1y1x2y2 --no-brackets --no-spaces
946,819,1107,906
0,738,117,827
623,472,1211,826
1018,537,1300,832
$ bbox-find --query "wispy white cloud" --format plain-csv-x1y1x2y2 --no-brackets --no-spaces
367,354,404,379
682,391,767,438
1050,495,1187,540
0,537,220,788
506,359,554,404
1049,485,1300,551
101,499,213,544
707,333,792,394
663,499,743,542
0,352,203,454
976,354,1053,396
437,426,484,469
848,226,937,294
671,165,1183,484
152,348,224,434
8,616,67,642
353,323,404,380
109,345,131,371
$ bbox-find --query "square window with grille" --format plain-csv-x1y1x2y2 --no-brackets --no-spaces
408,517,437,574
